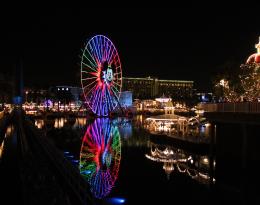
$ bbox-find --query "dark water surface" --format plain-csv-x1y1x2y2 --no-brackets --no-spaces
34,115,258,204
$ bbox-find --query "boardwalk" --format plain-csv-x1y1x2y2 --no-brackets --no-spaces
0,109,93,205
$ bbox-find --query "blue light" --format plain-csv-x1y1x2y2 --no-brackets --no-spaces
13,96,22,105
66,155,74,158
117,199,125,203
81,170,91,175
106,197,126,204
64,151,70,154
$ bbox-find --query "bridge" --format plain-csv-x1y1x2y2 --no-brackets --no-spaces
198,102,260,113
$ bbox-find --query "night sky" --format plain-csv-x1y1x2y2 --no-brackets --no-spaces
0,7,260,91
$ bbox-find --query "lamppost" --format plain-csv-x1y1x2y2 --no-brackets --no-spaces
25,91,28,103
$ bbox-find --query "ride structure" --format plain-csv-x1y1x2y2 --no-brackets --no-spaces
81,35,122,117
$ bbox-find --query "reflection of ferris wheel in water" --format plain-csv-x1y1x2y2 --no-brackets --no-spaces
79,118,121,199
81,35,122,116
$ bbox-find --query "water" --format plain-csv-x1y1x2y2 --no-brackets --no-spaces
0,124,22,204
35,116,216,204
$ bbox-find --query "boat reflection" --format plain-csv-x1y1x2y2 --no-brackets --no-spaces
79,118,121,199
145,141,215,184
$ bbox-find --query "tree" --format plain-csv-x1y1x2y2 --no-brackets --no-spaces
239,62,260,101
212,60,241,102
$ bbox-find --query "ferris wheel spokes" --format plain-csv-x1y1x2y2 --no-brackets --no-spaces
81,35,122,116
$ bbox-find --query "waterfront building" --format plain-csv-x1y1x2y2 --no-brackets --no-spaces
24,88,48,104
122,77,193,100
49,86,83,103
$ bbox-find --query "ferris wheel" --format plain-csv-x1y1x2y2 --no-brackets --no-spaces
81,35,122,116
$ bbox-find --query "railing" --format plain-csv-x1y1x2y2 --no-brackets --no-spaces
23,117,93,204
13,108,92,205
32,119,92,204
0,111,4,120
198,102,260,113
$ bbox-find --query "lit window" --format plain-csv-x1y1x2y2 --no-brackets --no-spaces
58,88,60,91
62,88,64,91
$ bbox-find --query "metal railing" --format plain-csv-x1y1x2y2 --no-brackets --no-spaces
0,111,4,120
23,117,93,204
198,102,260,113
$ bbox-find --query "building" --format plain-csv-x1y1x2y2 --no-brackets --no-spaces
24,88,48,104
122,77,193,100
49,86,83,104
119,91,132,107
155,97,174,114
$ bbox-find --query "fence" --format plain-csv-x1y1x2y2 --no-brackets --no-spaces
198,102,260,113
0,111,4,120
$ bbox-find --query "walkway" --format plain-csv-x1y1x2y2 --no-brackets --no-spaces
0,109,93,204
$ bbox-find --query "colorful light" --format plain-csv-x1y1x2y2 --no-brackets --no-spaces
81,35,122,116
246,36,260,64
106,197,126,204
79,118,121,199
44,99,53,108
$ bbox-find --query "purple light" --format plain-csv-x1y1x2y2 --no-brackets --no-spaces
79,118,121,199
44,99,53,108
81,35,122,116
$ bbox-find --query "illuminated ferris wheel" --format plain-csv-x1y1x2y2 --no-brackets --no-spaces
81,35,122,116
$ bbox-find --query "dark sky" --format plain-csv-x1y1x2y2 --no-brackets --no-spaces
0,7,260,91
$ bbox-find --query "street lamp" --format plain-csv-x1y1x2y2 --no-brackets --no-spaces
25,91,29,103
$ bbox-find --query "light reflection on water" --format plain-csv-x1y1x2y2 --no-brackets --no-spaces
34,115,211,140
54,118,67,128
0,125,14,160
0,138,6,159
73,118,87,129
35,119,44,129
79,118,121,199
145,141,215,184
34,117,87,129
35,115,214,202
